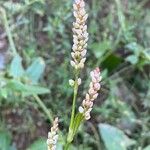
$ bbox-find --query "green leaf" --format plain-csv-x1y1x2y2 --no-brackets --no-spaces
99,123,136,150
91,40,111,59
27,138,47,150
143,145,150,150
0,130,11,150
126,55,138,64
102,54,123,72
67,113,84,143
26,57,45,84
6,80,49,95
73,113,84,136
125,42,142,56
10,54,24,78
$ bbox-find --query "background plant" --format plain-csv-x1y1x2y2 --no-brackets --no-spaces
0,0,150,150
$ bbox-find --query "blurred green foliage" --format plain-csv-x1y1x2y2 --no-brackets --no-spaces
0,0,150,149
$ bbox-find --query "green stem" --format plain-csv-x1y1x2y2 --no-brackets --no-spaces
0,7,17,56
64,142,70,150
33,95,53,122
65,70,79,148
70,72,79,129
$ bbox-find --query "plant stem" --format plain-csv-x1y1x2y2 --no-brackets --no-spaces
64,142,70,150
70,72,79,129
0,7,17,56
65,70,79,148
33,95,53,122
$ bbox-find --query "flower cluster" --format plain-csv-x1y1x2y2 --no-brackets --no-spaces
79,68,102,120
47,118,59,150
70,0,88,70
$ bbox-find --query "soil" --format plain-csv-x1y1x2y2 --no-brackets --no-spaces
1,105,49,150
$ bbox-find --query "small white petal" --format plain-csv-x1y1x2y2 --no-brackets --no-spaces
75,0,80,4
85,94,90,100
80,1,85,7
81,49,87,57
83,14,88,21
80,58,86,63
93,93,98,99
78,62,84,68
73,4,78,10
79,106,84,113
79,8,86,16
69,79,75,87
70,61,76,67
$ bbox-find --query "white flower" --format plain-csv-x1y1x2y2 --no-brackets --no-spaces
69,79,75,87
71,0,88,70
79,106,84,113
78,68,102,120
47,118,59,150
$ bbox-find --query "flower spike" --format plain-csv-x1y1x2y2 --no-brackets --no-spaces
79,68,102,120
47,118,59,150
71,0,88,70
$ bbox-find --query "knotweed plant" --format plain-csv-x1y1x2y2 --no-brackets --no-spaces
47,0,102,149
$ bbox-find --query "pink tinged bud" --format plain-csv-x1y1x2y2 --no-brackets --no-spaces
79,8,86,16
73,4,78,10
79,106,84,113
89,88,95,95
86,93,90,100
95,67,100,72
88,101,93,108
80,1,85,8
81,49,87,57
76,29,82,35
89,82,94,88
83,25,87,31
83,14,88,21
94,83,100,90
76,18,81,24
91,77,97,83
93,93,98,99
